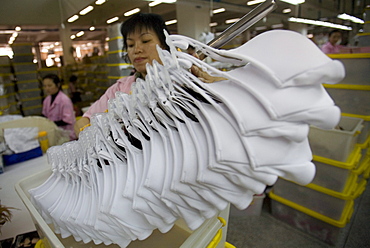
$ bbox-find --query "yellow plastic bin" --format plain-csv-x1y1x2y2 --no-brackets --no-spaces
308,116,363,162
340,114,370,147
269,191,354,246
311,146,364,193
272,177,366,221
15,169,229,248
361,151,370,179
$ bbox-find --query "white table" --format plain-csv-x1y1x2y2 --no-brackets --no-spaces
0,155,50,240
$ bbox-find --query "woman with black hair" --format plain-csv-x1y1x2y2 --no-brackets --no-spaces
42,73,76,140
74,13,171,136
74,12,218,137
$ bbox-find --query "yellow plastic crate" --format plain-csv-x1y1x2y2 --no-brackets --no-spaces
269,191,353,246
272,176,366,221
308,116,363,162
361,152,370,179
341,113,370,147
311,146,364,193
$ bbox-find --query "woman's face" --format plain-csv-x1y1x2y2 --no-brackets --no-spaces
126,28,163,77
329,32,341,45
42,78,59,95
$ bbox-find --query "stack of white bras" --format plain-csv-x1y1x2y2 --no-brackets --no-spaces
29,30,344,247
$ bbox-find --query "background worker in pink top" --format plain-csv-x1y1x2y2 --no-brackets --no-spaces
321,29,344,54
74,12,221,137
42,74,76,140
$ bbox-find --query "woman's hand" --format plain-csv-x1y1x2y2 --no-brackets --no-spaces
74,117,90,138
190,65,227,83
189,52,227,83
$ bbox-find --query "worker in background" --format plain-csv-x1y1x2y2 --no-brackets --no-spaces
42,74,76,140
68,75,82,116
74,13,223,137
68,75,82,103
321,29,344,54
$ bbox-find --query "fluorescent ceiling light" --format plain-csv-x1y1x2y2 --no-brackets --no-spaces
95,0,106,5
225,18,240,24
15,26,21,31
107,16,119,24
124,8,140,16
12,32,18,37
149,0,176,6
289,17,352,30
210,22,218,27
0,30,14,34
80,6,94,15
89,26,96,31
280,0,305,4
247,0,265,6
76,31,84,37
67,15,79,23
282,8,291,13
337,13,364,24
149,0,161,7
255,26,267,31
70,34,76,39
212,8,225,14
165,19,177,25
271,23,284,28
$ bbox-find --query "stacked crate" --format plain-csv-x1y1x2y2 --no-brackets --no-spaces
270,116,367,245
90,55,109,99
74,63,94,104
269,52,370,245
11,43,42,116
38,67,61,79
107,23,133,86
0,56,18,115
324,53,370,154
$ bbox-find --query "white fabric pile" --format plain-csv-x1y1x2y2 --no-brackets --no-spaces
29,30,344,247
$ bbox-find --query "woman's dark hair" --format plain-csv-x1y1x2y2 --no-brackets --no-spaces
42,74,61,89
69,75,78,82
328,29,341,37
120,13,170,54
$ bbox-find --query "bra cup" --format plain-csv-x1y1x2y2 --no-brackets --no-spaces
156,111,220,219
184,103,267,197
156,111,219,220
170,117,228,211
228,30,342,86
139,104,209,230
